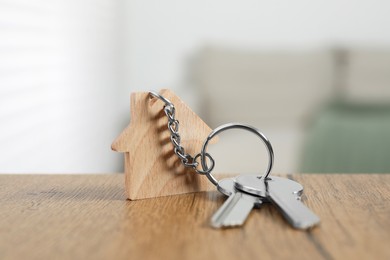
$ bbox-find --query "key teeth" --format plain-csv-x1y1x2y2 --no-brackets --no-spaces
211,221,244,229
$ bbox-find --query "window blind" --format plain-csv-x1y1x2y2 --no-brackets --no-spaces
0,0,124,173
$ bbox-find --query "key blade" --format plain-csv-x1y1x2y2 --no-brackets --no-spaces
268,189,320,229
211,192,256,228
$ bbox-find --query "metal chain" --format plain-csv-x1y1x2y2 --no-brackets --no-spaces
163,104,199,169
149,91,213,174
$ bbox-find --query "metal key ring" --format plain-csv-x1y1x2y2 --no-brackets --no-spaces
200,123,274,186
149,91,173,107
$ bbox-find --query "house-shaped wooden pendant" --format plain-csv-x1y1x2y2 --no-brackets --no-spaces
112,89,215,200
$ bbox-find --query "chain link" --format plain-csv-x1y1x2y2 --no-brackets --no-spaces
149,91,214,174
164,103,200,168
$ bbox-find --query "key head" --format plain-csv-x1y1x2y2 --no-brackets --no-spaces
217,178,263,207
234,175,303,198
217,178,235,196
217,178,263,208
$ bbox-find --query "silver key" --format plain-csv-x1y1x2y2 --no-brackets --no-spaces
211,178,263,228
235,175,320,229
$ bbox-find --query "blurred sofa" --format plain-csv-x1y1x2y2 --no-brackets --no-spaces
188,47,390,173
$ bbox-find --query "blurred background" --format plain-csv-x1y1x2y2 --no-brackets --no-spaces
1,0,390,174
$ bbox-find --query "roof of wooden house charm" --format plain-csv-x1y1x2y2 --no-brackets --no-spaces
112,89,215,200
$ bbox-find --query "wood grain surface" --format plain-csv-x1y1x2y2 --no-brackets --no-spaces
0,174,389,260
111,89,215,200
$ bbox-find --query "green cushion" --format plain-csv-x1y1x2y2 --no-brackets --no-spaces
300,102,390,173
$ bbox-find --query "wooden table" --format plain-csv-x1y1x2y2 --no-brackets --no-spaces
0,174,389,260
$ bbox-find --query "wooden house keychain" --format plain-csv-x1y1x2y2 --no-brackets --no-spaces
112,89,320,229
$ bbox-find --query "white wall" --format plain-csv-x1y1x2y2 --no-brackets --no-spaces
124,0,390,93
